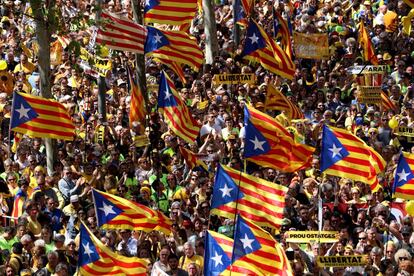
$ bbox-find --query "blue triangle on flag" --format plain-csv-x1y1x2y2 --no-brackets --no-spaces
211,165,244,209
11,93,38,129
243,106,270,158
145,26,169,53
393,153,414,191
232,215,262,262
158,71,178,108
93,189,123,227
241,21,266,56
144,0,159,13
204,232,232,276
320,125,350,172
78,224,100,267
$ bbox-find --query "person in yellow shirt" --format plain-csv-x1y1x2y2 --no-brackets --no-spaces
179,242,204,273
14,54,35,74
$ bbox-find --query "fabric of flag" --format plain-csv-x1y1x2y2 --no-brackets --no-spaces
234,0,248,26
92,188,172,235
243,104,314,172
232,215,293,276
179,146,209,172
144,0,198,26
241,0,253,16
381,90,397,111
358,21,378,65
157,71,200,143
273,11,293,59
403,0,414,8
11,189,27,222
321,125,386,192
265,84,303,119
211,164,288,231
96,11,147,54
11,132,21,154
79,223,149,275
204,230,260,276
393,152,414,200
154,58,187,84
11,92,75,141
241,20,295,80
145,26,203,71
127,66,146,127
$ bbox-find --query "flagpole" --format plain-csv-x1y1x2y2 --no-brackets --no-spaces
8,92,17,160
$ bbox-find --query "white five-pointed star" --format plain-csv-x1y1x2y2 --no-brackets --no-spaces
249,33,259,44
99,202,116,216
145,0,150,6
82,242,94,259
211,251,223,267
397,169,410,182
164,89,172,100
329,144,342,158
249,136,266,151
154,33,163,44
219,183,233,198
240,234,254,250
16,104,30,119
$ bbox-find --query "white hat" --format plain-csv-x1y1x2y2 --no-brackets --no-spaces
70,195,79,203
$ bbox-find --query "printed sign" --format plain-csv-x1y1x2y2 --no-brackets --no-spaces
359,86,382,104
347,65,389,75
285,231,339,243
398,127,414,137
212,74,255,85
134,135,150,147
293,32,329,60
316,255,368,267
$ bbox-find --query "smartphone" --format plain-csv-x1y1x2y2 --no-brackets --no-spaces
286,250,295,261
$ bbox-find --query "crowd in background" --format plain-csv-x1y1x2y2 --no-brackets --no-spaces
0,0,413,275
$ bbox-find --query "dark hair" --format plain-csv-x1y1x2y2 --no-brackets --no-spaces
168,253,179,261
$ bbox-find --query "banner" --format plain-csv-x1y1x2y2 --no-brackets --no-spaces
398,127,414,137
285,231,339,243
316,255,368,267
212,73,255,85
347,65,389,75
293,32,329,60
134,135,151,147
359,86,382,104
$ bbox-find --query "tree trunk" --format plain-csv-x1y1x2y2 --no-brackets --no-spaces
31,0,56,175
202,0,219,65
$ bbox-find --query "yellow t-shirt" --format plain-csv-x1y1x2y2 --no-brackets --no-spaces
14,62,36,74
27,216,41,236
179,254,204,272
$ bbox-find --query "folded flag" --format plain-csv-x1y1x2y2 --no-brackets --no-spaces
78,223,149,275
144,0,198,26
92,188,172,235
381,90,397,112
241,19,295,80
393,152,414,200
157,71,200,143
234,0,248,26
96,11,147,54
273,11,293,59
243,104,314,172
145,26,203,71
204,230,259,276
321,125,386,192
232,215,293,276
358,21,378,65
179,146,209,172
11,92,75,141
127,66,146,127
11,188,27,222
211,164,287,231
265,84,303,119
154,58,187,84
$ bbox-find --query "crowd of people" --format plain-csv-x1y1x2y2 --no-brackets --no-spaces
0,0,413,275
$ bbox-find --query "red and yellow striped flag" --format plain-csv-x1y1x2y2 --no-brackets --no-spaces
157,71,200,143
144,0,198,26
79,223,149,275
127,66,146,127
321,125,386,192
381,90,398,111
211,164,288,231
244,105,314,172
359,22,378,65
265,84,303,119
11,92,75,141
92,188,172,235
179,146,209,172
